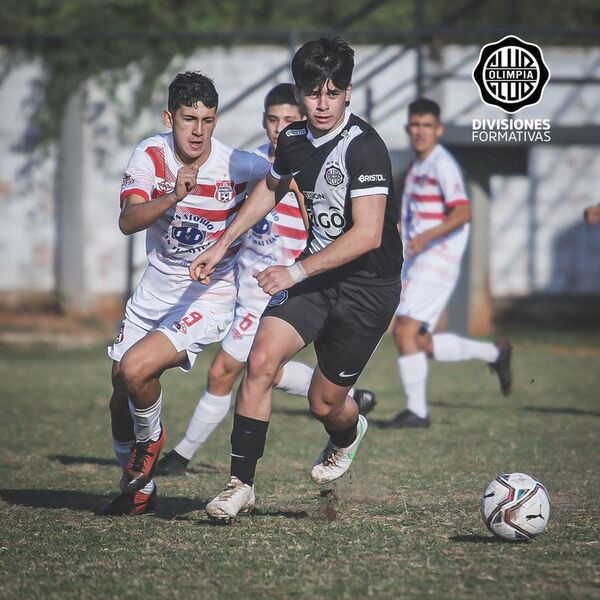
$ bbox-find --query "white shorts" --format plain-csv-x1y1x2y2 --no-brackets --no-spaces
108,278,236,372
395,278,456,331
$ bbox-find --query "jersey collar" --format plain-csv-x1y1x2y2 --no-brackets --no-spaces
307,111,351,148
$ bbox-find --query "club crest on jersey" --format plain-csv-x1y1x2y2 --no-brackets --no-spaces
172,221,206,246
122,172,134,187
325,166,344,187
215,179,235,203
158,179,175,194
268,290,288,307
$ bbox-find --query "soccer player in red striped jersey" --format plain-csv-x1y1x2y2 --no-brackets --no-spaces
100,71,269,515
383,97,512,429
156,84,376,477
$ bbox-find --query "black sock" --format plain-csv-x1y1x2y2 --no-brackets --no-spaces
325,418,358,448
230,414,269,485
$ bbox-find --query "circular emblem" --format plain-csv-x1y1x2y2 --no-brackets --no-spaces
252,218,271,236
172,223,205,246
325,166,344,186
473,35,550,113
268,290,288,307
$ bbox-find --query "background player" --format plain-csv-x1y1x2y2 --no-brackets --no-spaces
100,71,269,515
156,83,376,476
584,203,600,226
382,97,512,429
190,37,402,520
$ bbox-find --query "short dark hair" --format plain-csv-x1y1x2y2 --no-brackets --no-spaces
168,71,218,114
264,83,299,111
291,37,354,92
408,97,441,119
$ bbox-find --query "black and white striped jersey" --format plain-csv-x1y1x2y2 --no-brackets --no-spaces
271,112,402,280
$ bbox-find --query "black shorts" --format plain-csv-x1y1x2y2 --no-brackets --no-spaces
263,274,400,386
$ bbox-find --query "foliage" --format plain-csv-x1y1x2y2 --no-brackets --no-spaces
1,0,599,143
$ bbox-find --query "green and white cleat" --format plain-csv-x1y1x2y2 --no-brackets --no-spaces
310,414,368,485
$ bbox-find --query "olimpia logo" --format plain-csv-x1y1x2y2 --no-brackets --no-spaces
473,35,550,113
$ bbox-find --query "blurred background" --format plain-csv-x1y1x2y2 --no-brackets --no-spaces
1,0,599,344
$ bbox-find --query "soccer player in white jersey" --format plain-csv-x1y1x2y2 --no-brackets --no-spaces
382,97,512,429
156,84,376,476
99,72,269,515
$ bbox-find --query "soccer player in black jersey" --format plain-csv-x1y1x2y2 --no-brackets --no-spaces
190,37,402,520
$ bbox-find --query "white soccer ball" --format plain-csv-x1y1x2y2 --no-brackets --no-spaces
481,472,550,541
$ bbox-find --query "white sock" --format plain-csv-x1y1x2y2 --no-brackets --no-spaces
113,439,155,495
398,353,428,418
174,392,231,460
275,361,313,396
113,439,134,471
432,333,499,363
129,394,162,442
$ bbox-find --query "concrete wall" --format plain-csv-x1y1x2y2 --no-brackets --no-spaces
1,44,599,320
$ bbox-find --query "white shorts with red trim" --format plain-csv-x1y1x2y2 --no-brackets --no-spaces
108,278,235,372
395,277,456,331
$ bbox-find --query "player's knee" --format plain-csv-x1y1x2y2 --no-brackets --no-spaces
308,396,336,422
119,352,153,392
246,347,278,386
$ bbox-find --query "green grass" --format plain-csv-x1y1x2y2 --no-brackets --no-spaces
1,331,599,599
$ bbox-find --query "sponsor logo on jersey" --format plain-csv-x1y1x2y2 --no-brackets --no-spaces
172,221,206,246
304,191,325,201
286,128,306,137
473,35,550,113
268,290,288,307
215,179,235,203
358,173,385,183
316,207,346,239
158,179,174,194
252,218,272,236
122,173,134,187
325,165,344,186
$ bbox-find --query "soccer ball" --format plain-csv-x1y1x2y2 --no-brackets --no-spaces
481,472,550,541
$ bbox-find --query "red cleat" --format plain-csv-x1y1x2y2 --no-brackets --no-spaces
120,426,166,494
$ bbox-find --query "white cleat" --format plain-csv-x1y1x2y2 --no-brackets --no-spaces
310,414,368,485
205,476,256,520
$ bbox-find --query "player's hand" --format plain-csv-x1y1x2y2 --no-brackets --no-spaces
584,205,600,226
189,243,226,284
254,265,296,296
173,165,199,201
407,233,430,257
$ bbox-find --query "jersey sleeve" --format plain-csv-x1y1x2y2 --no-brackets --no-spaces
270,124,296,180
246,153,271,195
346,132,392,199
119,146,155,207
436,156,469,208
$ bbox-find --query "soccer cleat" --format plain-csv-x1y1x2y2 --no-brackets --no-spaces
489,340,513,396
120,426,167,494
205,476,256,520
155,449,189,477
353,389,377,415
380,409,430,429
310,414,368,485
97,486,157,516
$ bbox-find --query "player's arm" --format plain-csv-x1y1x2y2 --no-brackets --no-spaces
119,164,198,234
407,203,471,256
290,178,310,231
189,173,292,282
255,193,385,295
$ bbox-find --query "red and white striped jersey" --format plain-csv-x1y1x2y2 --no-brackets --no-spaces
233,143,307,300
401,144,470,287
120,133,269,295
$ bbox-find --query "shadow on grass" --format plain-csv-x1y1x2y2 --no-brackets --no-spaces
429,401,600,418
48,454,222,474
0,488,208,519
194,508,309,526
449,534,511,544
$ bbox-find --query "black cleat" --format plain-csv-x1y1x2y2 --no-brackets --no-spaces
98,486,157,516
155,449,189,477
353,389,377,415
380,409,430,429
489,340,513,396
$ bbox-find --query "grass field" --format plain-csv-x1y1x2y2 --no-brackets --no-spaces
1,329,599,599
